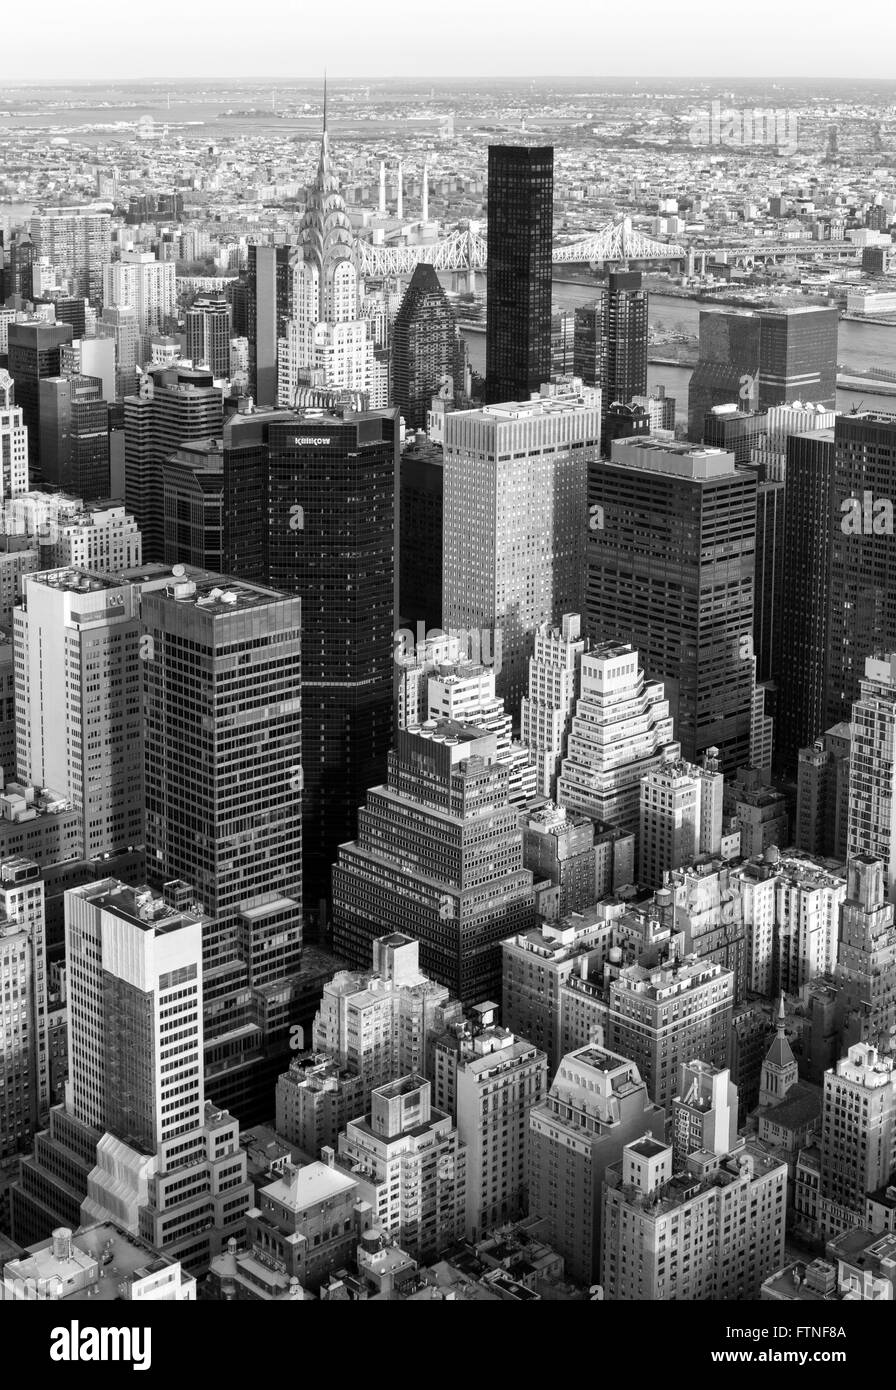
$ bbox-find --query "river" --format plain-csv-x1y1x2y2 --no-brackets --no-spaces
461,285,896,423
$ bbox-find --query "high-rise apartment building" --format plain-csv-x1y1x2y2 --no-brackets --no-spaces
484,145,554,404
775,426,836,769
847,655,896,896
573,272,648,438
443,386,599,714
607,955,735,1111
602,1137,787,1300
38,374,110,500
588,438,757,769
0,860,48,1160
102,251,176,337
557,641,677,839
124,363,223,562
15,569,144,857
834,856,896,1052
433,1013,547,1241
639,749,725,888
30,209,111,306
40,502,142,572
817,1042,896,1240
332,721,534,1005
246,244,292,407
96,304,140,398
528,1045,665,1285
185,294,231,379
392,263,458,431
520,613,588,799
671,1060,738,1169
0,370,30,500
336,1074,466,1261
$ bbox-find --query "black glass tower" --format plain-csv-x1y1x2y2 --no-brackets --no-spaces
485,145,553,404
574,272,648,442
223,407,397,931
392,263,458,431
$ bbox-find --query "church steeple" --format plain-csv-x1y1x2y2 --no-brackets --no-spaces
758,994,799,1109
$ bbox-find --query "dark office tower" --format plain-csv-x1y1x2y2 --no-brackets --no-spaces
246,244,291,407
759,306,838,409
266,410,396,929
775,427,836,770
38,374,111,499
142,573,304,1118
6,320,73,483
229,277,249,339
124,363,223,562
222,408,288,582
603,401,650,456
162,439,224,570
36,296,88,340
688,306,838,440
8,232,36,300
392,264,458,431
573,273,648,433
826,412,896,729
750,470,785,686
687,311,762,439
702,405,768,465
399,435,443,631
587,437,757,771
186,293,231,378
484,145,553,404
332,722,535,1005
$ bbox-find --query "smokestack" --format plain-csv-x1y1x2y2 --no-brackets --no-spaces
422,162,429,222
397,160,403,220
378,161,386,215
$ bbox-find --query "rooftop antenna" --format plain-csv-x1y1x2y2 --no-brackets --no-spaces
323,70,327,133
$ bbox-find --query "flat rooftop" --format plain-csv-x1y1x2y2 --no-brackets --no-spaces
264,1161,357,1211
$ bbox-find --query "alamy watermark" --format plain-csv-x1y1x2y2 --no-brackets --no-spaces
394,622,503,676
840,492,895,535
687,100,800,155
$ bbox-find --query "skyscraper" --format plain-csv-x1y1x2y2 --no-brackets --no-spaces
0,860,48,1160
520,613,588,799
246,244,292,408
556,641,677,839
775,427,836,769
30,208,111,306
485,145,554,404
278,103,382,408
847,656,896,898
332,721,534,1005
102,251,176,338
587,438,757,770
392,263,458,431
443,386,599,714
124,363,223,562
265,409,396,924
38,374,110,499
639,750,724,889
827,413,896,728
185,293,232,378
573,272,648,436
528,1045,665,1286
7,319,73,480
687,306,838,440
15,569,144,858
0,370,30,500
141,572,304,1118
816,1042,896,1240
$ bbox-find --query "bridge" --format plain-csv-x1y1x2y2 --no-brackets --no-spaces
357,216,685,278
699,240,860,269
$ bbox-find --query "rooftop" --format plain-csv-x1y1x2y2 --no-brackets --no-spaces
264,1160,358,1212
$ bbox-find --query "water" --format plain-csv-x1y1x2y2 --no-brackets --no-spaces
461,286,896,423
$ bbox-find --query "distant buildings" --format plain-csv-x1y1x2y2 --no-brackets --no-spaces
31,208,111,308
485,145,553,404
573,272,648,436
185,294,231,378
102,251,176,338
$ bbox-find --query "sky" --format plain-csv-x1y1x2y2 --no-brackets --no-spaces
4,0,896,82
